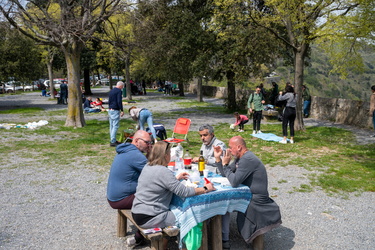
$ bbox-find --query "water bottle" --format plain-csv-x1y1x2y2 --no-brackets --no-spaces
175,157,184,170
184,149,192,169
176,143,184,158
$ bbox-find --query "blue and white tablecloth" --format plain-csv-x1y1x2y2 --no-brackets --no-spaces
170,182,252,243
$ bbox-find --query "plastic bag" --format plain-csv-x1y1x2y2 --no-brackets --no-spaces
184,222,203,250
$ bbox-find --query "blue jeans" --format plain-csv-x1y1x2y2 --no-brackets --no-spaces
108,110,120,143
139,109,157,140
303,100,311,116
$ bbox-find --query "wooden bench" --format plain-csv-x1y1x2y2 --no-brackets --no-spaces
262,110,279,121
117,209,179,250
117,209,264,250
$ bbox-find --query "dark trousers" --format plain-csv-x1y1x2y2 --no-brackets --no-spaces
282,107,296,137
253,111,262,131
107,194,135,209
239,119,249,130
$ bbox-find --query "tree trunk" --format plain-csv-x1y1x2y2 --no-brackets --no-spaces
178,82,185,96
197,76,203,102
64,43,85,127
46,61,54,99
125,55,132,100
293,45,307,131
226,70,236,111
83,68,92,95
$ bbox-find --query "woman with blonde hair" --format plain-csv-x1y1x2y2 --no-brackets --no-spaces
129,141,215,248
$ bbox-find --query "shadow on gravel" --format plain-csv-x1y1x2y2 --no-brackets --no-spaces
265,226,295,250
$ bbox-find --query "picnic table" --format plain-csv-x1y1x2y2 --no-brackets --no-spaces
170,170,252,249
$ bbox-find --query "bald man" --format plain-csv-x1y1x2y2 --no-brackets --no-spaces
108,81,125,146
213,136,281,247
107,130,153,209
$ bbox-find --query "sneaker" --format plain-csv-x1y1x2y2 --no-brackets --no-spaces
290,140,294,144
239,129,244,132
110,141,121,147
126,236,145,247
222,240,230,249
252,130,257,135
257,130,262,134
279,139,287,144
237,129,241,132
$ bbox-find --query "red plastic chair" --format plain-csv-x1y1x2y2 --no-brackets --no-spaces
164,118,191,144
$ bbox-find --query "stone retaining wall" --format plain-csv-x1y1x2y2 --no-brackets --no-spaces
186,83,373,129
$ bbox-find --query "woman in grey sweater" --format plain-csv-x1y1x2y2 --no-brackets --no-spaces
130,141,215,248
277,85,297,144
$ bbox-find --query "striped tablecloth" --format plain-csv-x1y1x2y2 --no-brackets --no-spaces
170,179,252,243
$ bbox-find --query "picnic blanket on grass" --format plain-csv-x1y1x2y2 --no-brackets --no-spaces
251,133,289,142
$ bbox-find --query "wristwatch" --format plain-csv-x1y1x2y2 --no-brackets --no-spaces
203,186,208,192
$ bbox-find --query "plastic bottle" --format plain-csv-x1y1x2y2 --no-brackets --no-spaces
176,143,184,159
183,149,192,169
175,156,184,171
198,150,205,175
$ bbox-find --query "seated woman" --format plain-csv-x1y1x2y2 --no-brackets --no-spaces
91,97,105,110
130,141,215,248
129,106,158,143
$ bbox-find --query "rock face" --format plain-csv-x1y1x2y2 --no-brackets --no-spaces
311,96,372,129
186,84,373,129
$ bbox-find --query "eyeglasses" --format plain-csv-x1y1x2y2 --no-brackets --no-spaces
139,138,152,145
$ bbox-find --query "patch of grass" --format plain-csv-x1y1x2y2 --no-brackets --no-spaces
0,107,44,114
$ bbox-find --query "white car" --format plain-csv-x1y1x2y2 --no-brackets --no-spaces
43,79,66,89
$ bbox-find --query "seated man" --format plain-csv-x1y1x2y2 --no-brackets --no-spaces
83,96,101,113
192,124,227,167
107,130,153,209
107,130,152,248
191,124,229,248
213,136,282,249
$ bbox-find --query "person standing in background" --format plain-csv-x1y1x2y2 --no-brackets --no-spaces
108,81,124,147
247,86,265,135
59,80,68,105
369,85,375,137
277,85,297,144
302,85,311,118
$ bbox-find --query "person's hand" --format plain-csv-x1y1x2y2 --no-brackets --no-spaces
279,91,283,95
213,145,223,159
120,111,124,117
261,100,265,104
192,157,199,163
205,182,216,192
222,149,232,165
176,172,189,180
248,108,253,113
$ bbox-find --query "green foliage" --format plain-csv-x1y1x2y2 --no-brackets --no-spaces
0,22,44,82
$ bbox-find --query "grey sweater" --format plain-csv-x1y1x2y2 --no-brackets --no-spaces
131,164,196,216
277,92,297,108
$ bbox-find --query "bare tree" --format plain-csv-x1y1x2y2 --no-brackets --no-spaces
0,0,126,127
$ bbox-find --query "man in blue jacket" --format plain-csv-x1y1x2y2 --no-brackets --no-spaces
107,130,152,209
108,81,124,146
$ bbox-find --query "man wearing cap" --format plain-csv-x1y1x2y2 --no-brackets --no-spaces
108,81,124,147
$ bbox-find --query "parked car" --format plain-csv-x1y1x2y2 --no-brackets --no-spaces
43,78,66,89
0,83,16,93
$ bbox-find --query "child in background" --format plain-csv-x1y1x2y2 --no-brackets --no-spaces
233,112,249,132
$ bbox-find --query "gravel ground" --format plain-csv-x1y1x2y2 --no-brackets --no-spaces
0,87,374,250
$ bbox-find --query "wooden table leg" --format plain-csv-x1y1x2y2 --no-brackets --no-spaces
200,221,208,250
253,234,264,250
209,215,222,250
